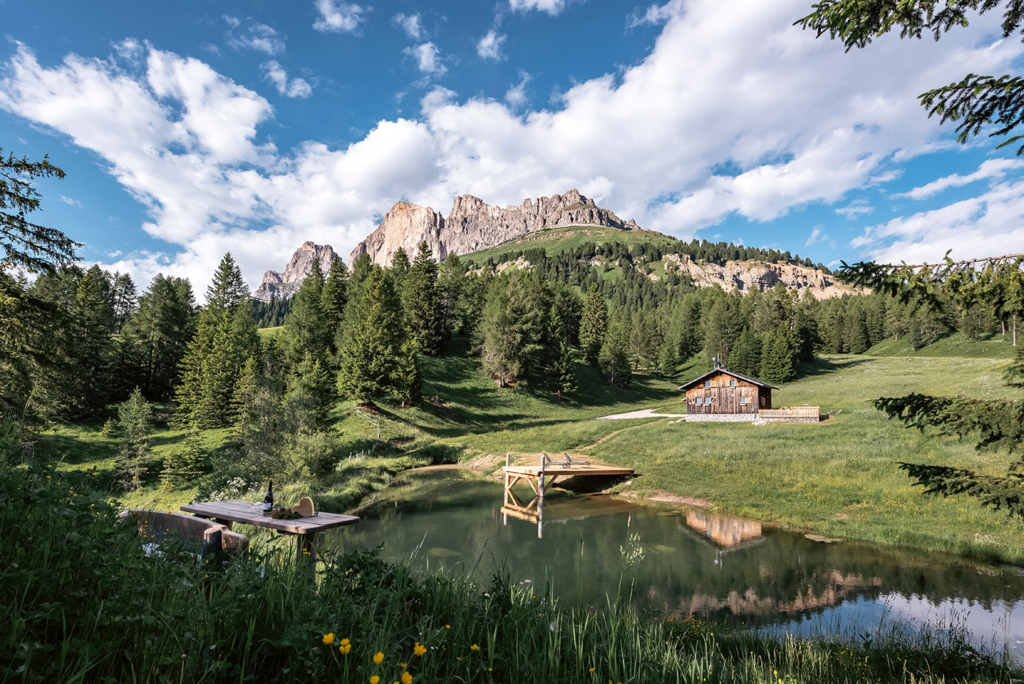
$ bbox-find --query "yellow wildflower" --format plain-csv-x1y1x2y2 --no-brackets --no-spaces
370,678,380,684
339,643,352,654
373,651,385,664
445,625,450,629
589,668,595,672
399,662,407,668
340,638,351,646
322,633,335,645
414,643,427,657
470,644,480,652
401,672,413,684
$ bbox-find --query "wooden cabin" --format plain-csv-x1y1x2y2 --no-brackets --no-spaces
677,365,777,418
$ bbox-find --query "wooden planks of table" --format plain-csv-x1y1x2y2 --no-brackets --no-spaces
180,499,359,562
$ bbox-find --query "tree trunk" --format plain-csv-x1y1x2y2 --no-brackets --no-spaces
1015,315,1018,347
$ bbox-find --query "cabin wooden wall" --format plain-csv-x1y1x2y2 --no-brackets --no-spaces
684,371,765,415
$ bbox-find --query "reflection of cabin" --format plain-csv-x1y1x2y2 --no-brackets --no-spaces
684,510,763,548
678,365,777,421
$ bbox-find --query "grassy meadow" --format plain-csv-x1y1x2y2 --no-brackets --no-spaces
40,331,1024,565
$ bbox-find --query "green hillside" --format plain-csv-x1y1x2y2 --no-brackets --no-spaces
865,331,1017,358
462,224,677,264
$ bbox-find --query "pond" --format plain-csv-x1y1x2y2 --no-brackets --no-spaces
327,469,1024,659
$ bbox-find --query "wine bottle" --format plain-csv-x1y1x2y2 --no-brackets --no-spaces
263,479,274,514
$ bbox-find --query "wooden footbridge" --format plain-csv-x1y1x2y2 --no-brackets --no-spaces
500,453,635,538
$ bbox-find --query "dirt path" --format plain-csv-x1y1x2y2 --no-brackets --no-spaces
594,408,686,420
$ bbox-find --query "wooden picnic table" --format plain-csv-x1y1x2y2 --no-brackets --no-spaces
180,499,359,563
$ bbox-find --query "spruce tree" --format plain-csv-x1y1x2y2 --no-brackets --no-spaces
547,311,577,399
128,274,196,401
285,352,335,430
579,285,608,367
116,387,152,491
730,328,761,378
390,247,411,291
404,241,444,355
347,252,373,302
321,256,349,339
337,267,413,402
70,265,115,418
760,327,797,384
438,253,469,338
396,338,422,407
206,253,249,313
284,257,328,369
479,271,546,388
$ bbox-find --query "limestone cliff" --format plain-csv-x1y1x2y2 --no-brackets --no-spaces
253,242,336,302
661,254,856,300
349,189,631,267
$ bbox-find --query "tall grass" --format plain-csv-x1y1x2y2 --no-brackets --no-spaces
2,463,1019,683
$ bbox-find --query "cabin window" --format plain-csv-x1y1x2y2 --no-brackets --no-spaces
696,398,703,404
730,380,736,386
704,381,711,388
740,397,747,404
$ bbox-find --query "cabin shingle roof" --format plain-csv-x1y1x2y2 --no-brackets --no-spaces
677,368,779,392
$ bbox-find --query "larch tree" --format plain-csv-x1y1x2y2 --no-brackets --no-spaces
599,311,632,388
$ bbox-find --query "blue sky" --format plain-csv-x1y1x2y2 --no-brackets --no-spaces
3,0,1024,294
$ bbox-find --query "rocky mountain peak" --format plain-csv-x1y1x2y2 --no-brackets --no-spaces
350,189,634,267
253,242,336,302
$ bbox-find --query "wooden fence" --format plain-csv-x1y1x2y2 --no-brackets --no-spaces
758,406,821,421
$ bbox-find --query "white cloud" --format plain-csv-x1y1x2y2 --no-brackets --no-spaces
477,30,507,61
509,0,576,15
227,22,286,55
313,0,367,34
628,0,683,27
222,15,241,29
504,70,531,108
393,13,423,40
896,158,1024,200
854,178,1024,264
59,195,82,207
3,0,1024,296
404,42,446,75
805,226,826,246
835,200,873,220
261,61,313,98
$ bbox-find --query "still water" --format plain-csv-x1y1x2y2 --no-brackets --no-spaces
327,469,1024,658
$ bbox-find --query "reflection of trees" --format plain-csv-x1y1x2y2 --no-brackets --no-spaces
327,473,1024,623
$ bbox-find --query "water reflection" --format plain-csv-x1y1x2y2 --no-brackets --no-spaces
329,470,1024,659
683,509,764,549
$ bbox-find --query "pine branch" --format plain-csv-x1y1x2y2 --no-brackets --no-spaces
875,393,1024,453
898,462,1024,518
920,75,1024,154
795,0,1012,51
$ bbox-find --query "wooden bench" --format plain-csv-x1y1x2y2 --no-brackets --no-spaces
119,509,249,559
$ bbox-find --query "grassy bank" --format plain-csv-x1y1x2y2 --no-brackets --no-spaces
578,354,1024,565
38,345,679,514
3,463,1018,684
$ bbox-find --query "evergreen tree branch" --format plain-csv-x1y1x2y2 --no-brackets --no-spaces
875,393,1024,453
898,462,1024,518
795,0,1016,50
